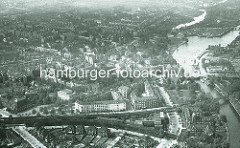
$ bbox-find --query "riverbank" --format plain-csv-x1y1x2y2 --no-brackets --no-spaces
175,23,240,41
229,99,240,121
174,9,207,30
168,39,188,55
199,28,234,38
169,26,235,59
172,27,240,73
183,27,234,38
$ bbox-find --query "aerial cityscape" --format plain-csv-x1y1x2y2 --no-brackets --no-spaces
0,0,240,147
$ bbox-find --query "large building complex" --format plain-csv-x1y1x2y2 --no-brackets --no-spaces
73,100,126,113
131,95,161,110
130,81,162,110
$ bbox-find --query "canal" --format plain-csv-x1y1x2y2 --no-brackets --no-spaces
172,6,240,147
220,103,240,148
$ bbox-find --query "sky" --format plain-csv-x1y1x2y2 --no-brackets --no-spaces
0,0,192,14
0,0,182,8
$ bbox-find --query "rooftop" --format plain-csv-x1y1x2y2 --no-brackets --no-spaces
75,99,126,105
58,89,73,95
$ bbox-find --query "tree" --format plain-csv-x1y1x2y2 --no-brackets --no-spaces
43,96,51,105
188,82,199,92
43,107,49,115
176,108,182,114
32,109,37,115
32,69,40,78
39,107,44,113
50,109,56,116
220,115,227,123
168,83,175,90
0,128,6,141
0,101,4,109
50,95,57,104
228,79,240,93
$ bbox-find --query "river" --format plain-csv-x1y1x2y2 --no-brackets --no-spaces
174,9,207,30
172,29,240,73
198,80,240,148
172,5,240,148
220,104,240,148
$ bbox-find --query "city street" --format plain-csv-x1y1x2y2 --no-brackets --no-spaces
12,126,46,148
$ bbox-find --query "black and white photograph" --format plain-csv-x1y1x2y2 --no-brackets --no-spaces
0,0,240,147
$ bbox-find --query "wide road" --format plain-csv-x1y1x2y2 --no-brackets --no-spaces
0,109,46,148
12,126,46,148
0,106,181,126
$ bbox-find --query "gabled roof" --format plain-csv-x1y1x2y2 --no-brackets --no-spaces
204,125,214,136
188,122,213,132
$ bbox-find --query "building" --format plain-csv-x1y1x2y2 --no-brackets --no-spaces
84,50,96,65
130,92,161,110
130,84,161,110
144,80,154,97
187,122,212,136
73,100,126,113
75,125,86,141
118,86,130,99
1,97,35,112
187,122,226,137
75,125,86,135
98,127,110,137
111,91,122,100
129,81,161,110
57,89,74,101
206,65,228,73
132,96,161,110
207,44,225,55
142,112,166,130
183,108,191,127
65,125,75,134
15,98,35,112
87,126,97,136
88,83,100,94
